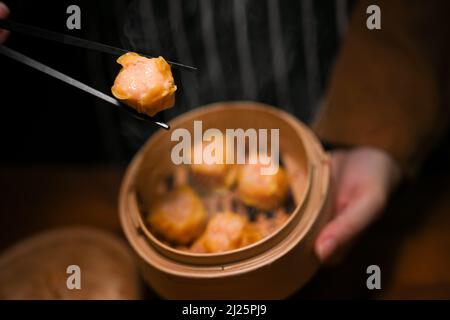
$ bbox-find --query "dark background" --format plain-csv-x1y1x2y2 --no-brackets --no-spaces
0,0,134,165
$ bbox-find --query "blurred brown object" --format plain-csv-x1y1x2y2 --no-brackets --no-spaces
0,227,142,300
314,0,450,177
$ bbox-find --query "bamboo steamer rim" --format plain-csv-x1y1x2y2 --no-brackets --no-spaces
119,102,330,277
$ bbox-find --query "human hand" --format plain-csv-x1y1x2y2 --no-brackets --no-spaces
315,147,402,262
0,2,10,43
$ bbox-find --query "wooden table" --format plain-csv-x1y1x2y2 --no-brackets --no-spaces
1,162,449,299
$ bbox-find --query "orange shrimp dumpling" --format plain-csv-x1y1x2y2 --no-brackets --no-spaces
111,53,177,116
192,211,261,253
147,186,207,245
237,161,289,211
190,141,237,190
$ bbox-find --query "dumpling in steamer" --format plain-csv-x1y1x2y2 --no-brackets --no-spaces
192,211,261,253
147,186,207,245
237,162,289,211
111,53,177,116
190,141,237,190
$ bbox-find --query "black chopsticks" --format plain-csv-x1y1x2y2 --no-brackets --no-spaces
0,44,170,129
0,18,198,130
0,19,197,72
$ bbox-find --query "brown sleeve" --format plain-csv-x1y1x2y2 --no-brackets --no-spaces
313,0,450,176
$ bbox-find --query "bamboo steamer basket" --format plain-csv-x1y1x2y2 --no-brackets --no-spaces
119,102,332,299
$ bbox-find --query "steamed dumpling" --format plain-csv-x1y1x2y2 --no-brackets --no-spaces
190,141,237,190
112,53,177,116
147,186,207,245
237,162,289,211
192,211,261,253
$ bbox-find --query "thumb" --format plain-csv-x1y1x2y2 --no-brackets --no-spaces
315,191,385,262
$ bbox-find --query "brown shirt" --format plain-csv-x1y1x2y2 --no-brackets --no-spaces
313,0,450,176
